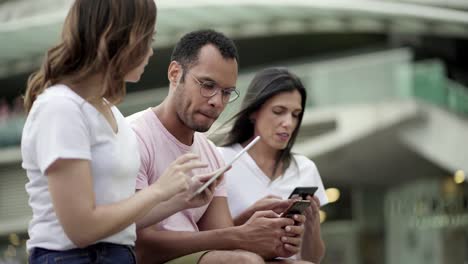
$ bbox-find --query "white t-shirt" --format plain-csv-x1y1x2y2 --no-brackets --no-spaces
21,85,140,251
217,144,328,219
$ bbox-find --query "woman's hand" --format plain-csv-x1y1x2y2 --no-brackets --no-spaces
253,195,293,214
151,153,208,201
166,166,226,210
304,195,321,227
235,195,293,226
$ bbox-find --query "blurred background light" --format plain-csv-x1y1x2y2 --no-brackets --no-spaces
325,188,341,203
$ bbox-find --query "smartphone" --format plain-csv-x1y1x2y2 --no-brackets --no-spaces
281,200,311,218
189,136,261,199
288,187,318,200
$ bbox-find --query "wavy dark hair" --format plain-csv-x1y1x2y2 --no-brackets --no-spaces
222,67,307,176
24,0,157,112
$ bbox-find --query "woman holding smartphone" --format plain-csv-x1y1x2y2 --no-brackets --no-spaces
217,67,328,263
21,1,207,263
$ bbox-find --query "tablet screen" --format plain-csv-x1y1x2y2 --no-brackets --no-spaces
190,136,261,198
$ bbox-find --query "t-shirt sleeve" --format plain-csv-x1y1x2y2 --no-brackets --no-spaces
307,161,329,207
208,142,227,197
35,99,91,174
133,130,152,190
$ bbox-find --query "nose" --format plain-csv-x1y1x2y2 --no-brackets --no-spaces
281,115,294,128
207,90,224,108
148,48,154,58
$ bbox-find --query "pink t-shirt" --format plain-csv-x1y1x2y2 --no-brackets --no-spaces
127,108,227,232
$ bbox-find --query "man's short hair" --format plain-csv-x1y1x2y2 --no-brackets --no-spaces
171,29,239,80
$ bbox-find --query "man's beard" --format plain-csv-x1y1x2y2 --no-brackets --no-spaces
174,83,216,132
176,109,212,132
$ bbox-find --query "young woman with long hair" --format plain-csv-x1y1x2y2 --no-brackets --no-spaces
22,1,206,263
218,67,328,263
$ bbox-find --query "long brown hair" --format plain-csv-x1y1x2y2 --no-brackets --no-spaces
24,0,157,112
222,67,307,177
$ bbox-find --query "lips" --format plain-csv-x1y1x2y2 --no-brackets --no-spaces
199,111,218,119
277,132,290,141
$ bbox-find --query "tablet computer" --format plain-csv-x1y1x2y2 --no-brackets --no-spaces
190,136,261,199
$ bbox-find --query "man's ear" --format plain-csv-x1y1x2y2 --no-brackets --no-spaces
168,61,182,86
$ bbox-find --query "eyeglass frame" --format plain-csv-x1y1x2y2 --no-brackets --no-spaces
188,72,240,103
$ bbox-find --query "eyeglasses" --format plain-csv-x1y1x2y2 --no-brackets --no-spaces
189,73,239,103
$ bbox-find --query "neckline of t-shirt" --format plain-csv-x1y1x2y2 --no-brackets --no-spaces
52,84,120,136
147,108,193,151
232,143,285,185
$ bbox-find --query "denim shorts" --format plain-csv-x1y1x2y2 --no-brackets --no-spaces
29,242,136,264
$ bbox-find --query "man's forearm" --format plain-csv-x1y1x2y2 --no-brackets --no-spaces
233,206,255,226
137,226,243,264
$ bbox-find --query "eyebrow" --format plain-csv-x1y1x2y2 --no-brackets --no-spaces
273,105,303,111
198,76,237,90
197,76,216,83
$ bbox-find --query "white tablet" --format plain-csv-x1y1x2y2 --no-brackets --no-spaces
190,136,261,199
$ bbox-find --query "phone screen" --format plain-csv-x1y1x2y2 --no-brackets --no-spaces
281,200,311,218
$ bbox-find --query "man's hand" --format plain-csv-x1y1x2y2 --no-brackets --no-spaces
237,210,298,260
282,196,320,255
282,214,306,255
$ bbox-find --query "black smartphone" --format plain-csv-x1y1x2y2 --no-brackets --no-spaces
288,187,318,200
281,200,311,218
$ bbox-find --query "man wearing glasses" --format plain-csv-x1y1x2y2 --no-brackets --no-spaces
128,30,310,264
